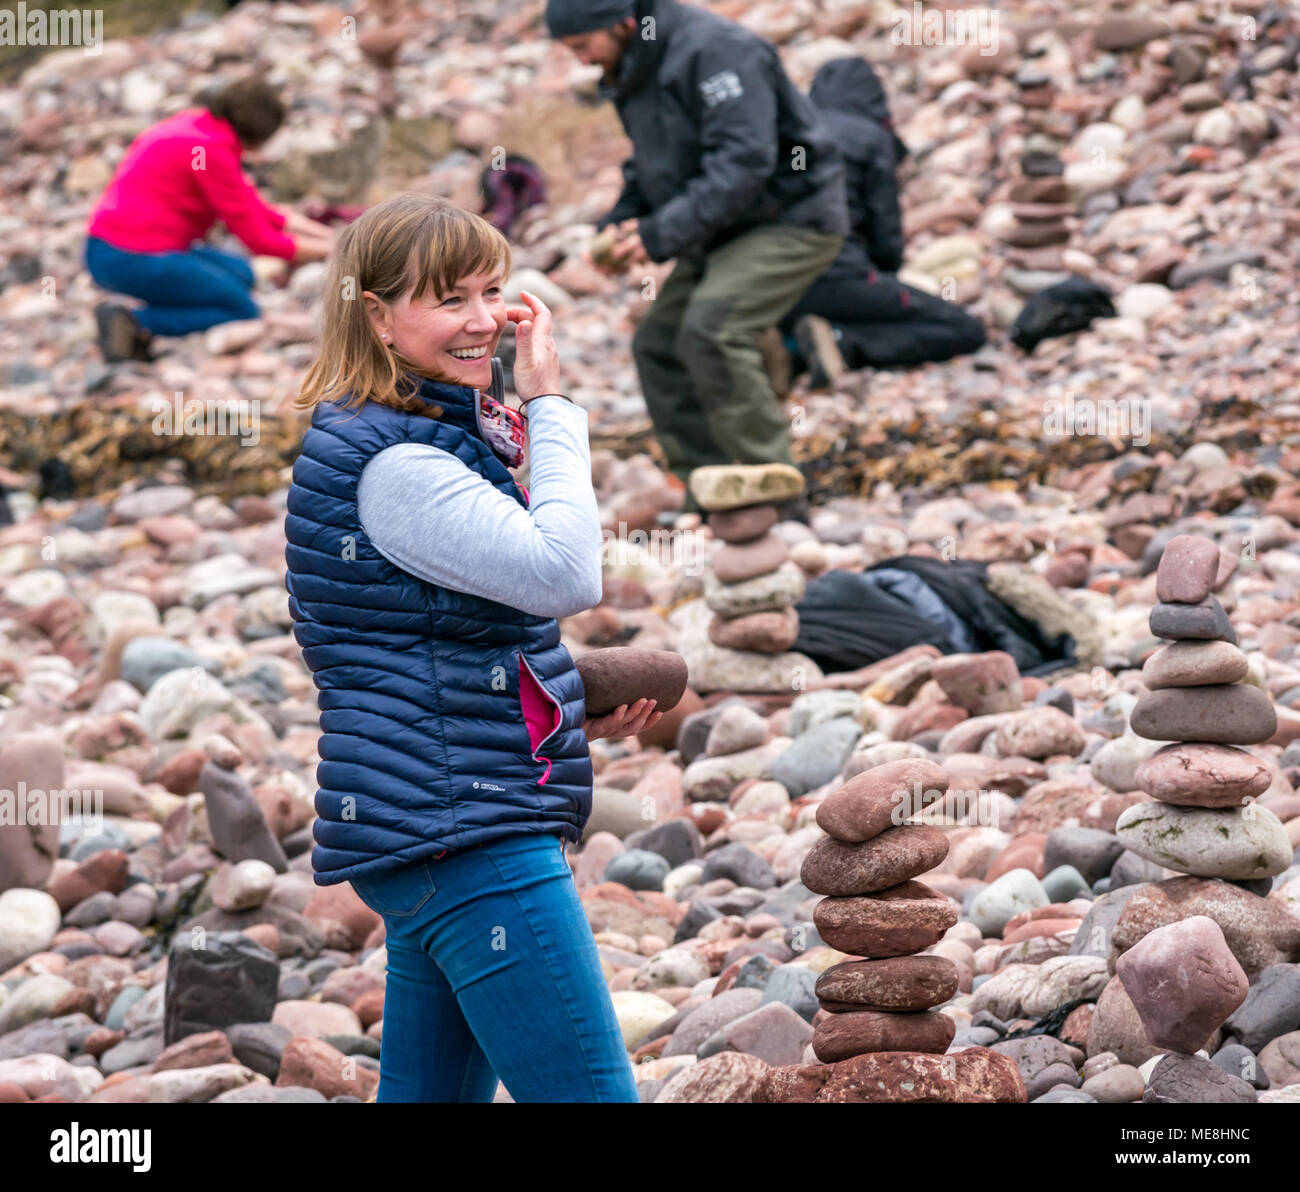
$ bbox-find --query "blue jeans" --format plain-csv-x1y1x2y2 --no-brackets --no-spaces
349,832,640,1103
85,236,260,336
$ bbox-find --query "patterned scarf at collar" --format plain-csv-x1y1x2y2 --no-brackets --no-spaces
474,358,527,470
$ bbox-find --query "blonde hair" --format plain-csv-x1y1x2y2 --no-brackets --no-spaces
296,193,512,412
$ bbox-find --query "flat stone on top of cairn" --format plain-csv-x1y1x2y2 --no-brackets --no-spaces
815,757,949,842
1120,536,1291,883
689,463,805,513
1155,534,1221,605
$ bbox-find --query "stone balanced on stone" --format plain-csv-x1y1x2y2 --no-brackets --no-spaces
1114,915,1257,1103
1107,534,1291,1102
755,758,1026,1102
1122,534,1291,883
683,464,816,695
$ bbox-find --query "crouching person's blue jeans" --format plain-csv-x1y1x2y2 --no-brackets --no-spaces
349,832,640,1103
85,236,261,336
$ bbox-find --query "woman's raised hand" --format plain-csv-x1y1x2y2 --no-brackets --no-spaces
506,290,561,400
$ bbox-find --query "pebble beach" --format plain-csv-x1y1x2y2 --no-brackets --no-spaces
2,0,1300,1108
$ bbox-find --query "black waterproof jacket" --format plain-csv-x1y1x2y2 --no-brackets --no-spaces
807,57,907,275
596,0,848,262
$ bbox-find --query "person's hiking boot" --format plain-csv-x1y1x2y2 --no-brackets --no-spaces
94,303,154,363
794,314,846,391
758,326,793,401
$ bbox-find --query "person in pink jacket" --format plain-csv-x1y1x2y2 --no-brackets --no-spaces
85,74,335,362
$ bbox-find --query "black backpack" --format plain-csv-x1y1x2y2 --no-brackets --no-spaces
1010,277,1117,353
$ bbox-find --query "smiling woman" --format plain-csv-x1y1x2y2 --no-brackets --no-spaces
283,192,657,1104
295,193,512,410
363,265,505,388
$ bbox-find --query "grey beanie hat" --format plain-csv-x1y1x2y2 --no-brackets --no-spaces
545,0,637,38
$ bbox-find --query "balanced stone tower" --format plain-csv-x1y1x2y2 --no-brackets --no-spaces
1100,534,1293,1101
807,759,959,1060
1121,534,1291,884
754,758,1026,1102
680,464,822,695
694,464,805,649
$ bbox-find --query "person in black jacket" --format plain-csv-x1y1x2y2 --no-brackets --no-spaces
547,0,848,513
778,58,987,388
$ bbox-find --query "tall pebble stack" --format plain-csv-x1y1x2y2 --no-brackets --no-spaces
692,464,808,671
1121,534,1290,884
757,758,1026,1102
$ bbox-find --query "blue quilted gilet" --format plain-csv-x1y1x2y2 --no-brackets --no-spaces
284,375,593,887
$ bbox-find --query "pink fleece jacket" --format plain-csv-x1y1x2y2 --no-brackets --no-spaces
88,108,297,260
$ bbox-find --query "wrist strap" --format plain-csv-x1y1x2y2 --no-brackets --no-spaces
520,393,574,413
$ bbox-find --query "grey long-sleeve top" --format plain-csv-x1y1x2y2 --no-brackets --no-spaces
355,395,603,618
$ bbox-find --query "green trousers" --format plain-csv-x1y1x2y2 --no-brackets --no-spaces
631,223,844,510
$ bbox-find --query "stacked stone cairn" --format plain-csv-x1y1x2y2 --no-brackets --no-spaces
1000,196,1073,254
998,140,1071,259
691,464,809,660
1105,534,1292,1102
1121,534,1291,886
754,758,1026,1103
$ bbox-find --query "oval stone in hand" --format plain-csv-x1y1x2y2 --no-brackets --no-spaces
576,648,688,718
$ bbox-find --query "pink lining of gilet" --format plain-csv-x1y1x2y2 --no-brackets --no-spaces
519,655,562,785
